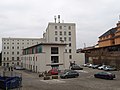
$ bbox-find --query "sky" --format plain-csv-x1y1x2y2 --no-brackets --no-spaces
0,0,120,51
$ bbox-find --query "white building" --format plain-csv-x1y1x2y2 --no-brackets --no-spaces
21,43,69,72
44,22,76,61
21,17,85,72
2,16,85,72
2,38,45,67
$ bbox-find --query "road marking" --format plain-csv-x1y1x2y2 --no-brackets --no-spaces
40,79,66,84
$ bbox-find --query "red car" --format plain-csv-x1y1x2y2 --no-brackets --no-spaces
48,68,58,75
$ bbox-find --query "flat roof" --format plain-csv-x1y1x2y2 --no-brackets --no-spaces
23,42,67,50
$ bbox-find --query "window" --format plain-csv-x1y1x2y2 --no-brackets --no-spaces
55,31,57,35
17,57,19,60
69,32,71,35
68,26,71,30
12,46,14,49
7,46,9,49
4,52,5,54
12,57,14,60
7,57,9,60
64,37,66,41
17,46,19,49
4,57,6,61
17,43,19,44
69,55,72,59
51,47,59,54
64,31,66,35
17,62,19,65
60,31,62,35
60,37,62,41
7,43,9,44
69,43,71,47
12,43,14,44
69,49,71,53
55,26,57,29
59,26,62,29
4,43,6,44
12,52,14,55
33,57,35,61
36,57,37,61
65,49,67,53
7,52,9,54
51,56,59,63
55,37,58,41
69,37,71,41
4,47,6,49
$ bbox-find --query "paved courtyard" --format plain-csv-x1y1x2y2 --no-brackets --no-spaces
0,66,120,90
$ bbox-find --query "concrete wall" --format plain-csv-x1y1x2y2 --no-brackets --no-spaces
2,38,45,67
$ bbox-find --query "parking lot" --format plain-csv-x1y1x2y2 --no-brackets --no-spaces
0,66,120,90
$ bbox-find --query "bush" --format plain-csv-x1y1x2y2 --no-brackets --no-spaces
43,76,50,80
52,75,58,79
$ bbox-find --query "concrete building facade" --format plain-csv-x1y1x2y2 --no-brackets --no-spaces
21,43,69,72
21,20,84,72
2,38,45,67
44,22,76,62
2,17,85,72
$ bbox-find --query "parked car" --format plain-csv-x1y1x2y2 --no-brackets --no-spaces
98,65,106,70
88,64,92,68
60,70,79,79
83,64,88,67
48,68,58,75
92,65,101,69
104,66,117,71
94,72,115,80
71,65,83,70
14,66,25,70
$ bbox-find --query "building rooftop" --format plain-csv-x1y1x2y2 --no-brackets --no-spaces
99,28,117,38
23,42,67,50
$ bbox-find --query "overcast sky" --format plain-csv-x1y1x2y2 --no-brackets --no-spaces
0,0,120,51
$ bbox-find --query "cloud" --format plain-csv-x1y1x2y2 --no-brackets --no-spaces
0,0,120,51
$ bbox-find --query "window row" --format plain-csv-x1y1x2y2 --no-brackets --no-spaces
3,42,38,45
3,51,20,55
3,57,19,61
55,37,71,42
21,56,37,61
3,62,19,67
23,45,42,55
55,26,71,30
3,39,36,42
65,49,72,53
3,46,20,49
55,31,71,35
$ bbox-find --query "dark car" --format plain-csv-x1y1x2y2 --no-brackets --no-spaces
60,70,79,79
71,65,83,70
94,72,115,80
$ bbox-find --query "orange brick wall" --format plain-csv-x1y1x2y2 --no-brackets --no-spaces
98,40,114,47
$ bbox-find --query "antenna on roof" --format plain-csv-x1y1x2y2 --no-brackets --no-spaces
118,15,120,23
54,16,56,23
58,15,60,23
